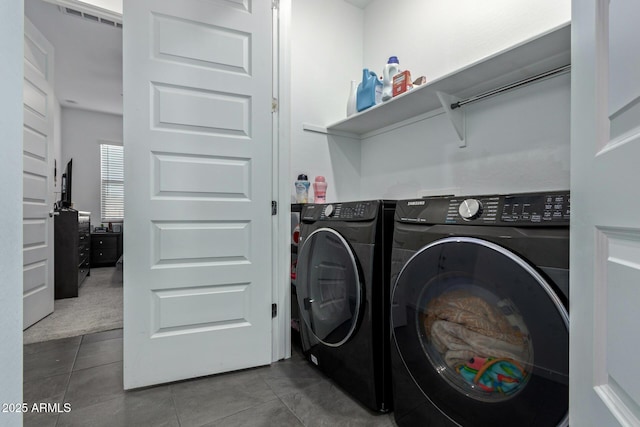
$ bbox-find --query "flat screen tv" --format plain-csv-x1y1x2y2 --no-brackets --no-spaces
61,159,73,208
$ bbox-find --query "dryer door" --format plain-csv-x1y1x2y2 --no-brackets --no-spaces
296,228,362,347
392,237,568,426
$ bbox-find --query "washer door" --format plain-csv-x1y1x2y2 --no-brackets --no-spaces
392,237,568,426
296,228,362,347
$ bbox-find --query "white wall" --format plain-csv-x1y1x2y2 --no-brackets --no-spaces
363,0,570,83
291,0,571,202
53,99,62,202
0,1,24,424
356,0,571,200
290,0,364,202
360,74,570,199
61,108,123,227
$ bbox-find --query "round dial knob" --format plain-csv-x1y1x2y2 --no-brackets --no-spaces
324,204,335,217
458,199,483,220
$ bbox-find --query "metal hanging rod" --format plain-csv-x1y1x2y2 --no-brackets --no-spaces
450,64,571,110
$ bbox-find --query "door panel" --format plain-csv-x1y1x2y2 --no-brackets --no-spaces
608,1,640,141
23,18,54,329
123,0,273,388
571,1,640,425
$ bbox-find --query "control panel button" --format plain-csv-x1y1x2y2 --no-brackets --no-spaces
324,204,335,217
459,199,483,220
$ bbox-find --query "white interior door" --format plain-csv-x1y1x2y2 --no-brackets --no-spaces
23,17,55,330
571,1,640,425
123,0,274,388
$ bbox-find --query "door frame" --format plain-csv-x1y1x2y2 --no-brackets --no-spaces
1,0,25,417
273,0,292,362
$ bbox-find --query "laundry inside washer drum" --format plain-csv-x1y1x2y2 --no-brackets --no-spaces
415,274,534,403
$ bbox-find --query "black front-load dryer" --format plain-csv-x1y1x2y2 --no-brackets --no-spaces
296,200,396,412
390,192,569,427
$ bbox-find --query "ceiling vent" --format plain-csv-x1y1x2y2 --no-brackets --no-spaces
59,6,123,29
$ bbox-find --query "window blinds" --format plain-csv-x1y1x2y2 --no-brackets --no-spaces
100,143,124,221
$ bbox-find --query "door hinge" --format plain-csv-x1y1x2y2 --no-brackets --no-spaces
272,200,277,215
272,0,279,10
272,97,278,113
272,303,277,318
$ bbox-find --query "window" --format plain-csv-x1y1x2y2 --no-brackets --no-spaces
100,143,124,221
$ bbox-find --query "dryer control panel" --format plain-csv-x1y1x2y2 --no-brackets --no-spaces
301,201,381,222
396,191,570,226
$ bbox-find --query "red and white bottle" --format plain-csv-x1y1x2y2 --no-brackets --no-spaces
313,176,328,203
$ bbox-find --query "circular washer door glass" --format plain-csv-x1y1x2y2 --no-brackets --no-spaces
296,228,362,347
392,237,568,426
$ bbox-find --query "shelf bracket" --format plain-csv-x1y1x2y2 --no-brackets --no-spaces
436,91,466,148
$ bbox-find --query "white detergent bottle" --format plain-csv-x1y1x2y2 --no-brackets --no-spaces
382,56,400,102
294,174,310,203
347,80,357,116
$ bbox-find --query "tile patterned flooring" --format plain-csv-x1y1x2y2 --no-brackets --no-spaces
23,330,397,426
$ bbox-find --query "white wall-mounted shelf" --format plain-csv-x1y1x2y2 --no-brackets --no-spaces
320,23,570,143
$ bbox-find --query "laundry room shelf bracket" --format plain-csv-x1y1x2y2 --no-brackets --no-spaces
436,91,465,147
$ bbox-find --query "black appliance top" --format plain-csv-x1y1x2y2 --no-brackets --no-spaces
396,191,569,227
301,200,396,223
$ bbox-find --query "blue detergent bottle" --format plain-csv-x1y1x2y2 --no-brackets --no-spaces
356,69,383,112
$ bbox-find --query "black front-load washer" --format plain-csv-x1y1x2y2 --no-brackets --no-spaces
296,200,395,412
390,192,569,427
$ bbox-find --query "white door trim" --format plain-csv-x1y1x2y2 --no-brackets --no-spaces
0,1,25,418
272,0,292,362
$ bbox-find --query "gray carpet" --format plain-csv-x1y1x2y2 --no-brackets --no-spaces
23,266,123,344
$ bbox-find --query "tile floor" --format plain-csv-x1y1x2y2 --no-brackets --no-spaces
23,329,397,426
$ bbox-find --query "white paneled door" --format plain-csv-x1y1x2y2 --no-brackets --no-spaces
123,0,274,388
571,0,640,425
23,18,55,329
